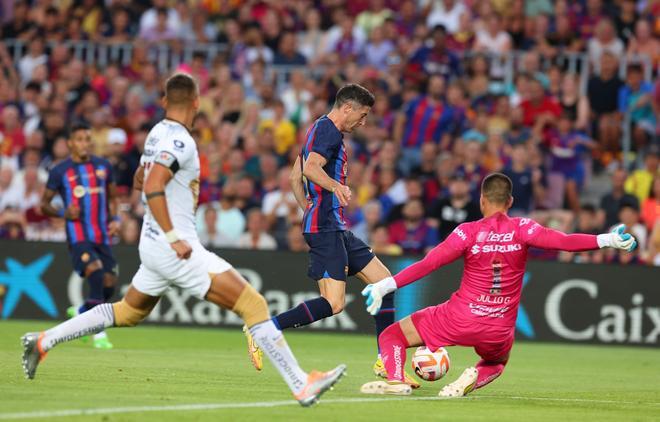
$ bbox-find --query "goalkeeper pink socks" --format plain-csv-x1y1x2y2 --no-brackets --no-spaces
475,359,508,389
379,322,409,383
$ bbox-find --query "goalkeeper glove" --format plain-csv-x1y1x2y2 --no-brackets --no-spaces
597,224,637,252
361,277,397,316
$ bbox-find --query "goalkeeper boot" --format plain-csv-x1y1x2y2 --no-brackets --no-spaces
360,380,412,396
67,306,89,343
92,331,113,349
373,357,420,389
242,325,263,371
438,367,478,398
295,364,346,407
21,332,46,380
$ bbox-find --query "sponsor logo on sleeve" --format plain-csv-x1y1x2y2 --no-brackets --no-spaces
156,151,176,166
527,223,540,235
453,227,467,241
173,140,185,150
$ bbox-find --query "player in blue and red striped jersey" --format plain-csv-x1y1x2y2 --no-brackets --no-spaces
40,123,119,349
243,84,420,387
395,75,456,174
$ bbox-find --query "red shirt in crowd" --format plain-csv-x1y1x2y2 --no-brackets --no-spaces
520,96,562,128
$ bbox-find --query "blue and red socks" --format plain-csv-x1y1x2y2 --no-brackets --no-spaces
78,269,105,313
273,297,333,330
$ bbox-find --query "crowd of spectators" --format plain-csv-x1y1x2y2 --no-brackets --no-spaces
0,0,659,266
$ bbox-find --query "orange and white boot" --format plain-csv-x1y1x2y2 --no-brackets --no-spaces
294,364,347,407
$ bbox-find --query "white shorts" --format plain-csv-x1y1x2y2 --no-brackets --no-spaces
132,239,232,299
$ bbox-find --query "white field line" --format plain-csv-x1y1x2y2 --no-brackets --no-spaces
0,395,658,420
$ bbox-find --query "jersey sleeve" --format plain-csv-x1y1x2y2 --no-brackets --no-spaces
154,136,194,173
102,158,115,184
518,218,599,251
393,223,471,288
45,166,62,192
309,121,340,161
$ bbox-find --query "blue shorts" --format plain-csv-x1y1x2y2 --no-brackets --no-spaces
303,230,375,281
69,242,117,276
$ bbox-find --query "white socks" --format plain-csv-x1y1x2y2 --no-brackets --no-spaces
249,320,308,395
42,303,115,351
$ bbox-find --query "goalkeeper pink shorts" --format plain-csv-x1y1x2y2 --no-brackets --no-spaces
410,301,515,362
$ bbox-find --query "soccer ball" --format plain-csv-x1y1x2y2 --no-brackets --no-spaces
411,346,450,381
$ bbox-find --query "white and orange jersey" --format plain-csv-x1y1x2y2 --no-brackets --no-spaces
140,119,200,243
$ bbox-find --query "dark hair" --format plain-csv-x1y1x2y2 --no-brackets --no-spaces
68,122,90,138
581,204,597,213
334,84,375,109
431,24,447,36
25,81,41,92
165,73,198,105
481,173,513,205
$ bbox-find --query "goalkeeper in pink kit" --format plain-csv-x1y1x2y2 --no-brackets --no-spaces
360,173,638,397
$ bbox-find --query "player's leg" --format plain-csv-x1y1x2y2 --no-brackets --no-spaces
91,244,119,349
471,331,514,391
360,316,423,395
438,329,514,398
347,232,420,387
21,280,159,379
73,244,106,313
204,267,345,406
271,232,346,330
438,353,508,398
354,257,396,348
474,356,509,389
65,244,118,348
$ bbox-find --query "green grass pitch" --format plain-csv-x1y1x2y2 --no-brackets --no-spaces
1,320,659,421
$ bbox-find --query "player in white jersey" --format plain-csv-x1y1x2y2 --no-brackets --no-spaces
20,73,345,407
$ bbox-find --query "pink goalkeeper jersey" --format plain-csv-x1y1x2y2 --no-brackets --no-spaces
394,212,599,328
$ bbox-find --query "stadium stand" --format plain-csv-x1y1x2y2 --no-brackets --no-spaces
0,0,658,265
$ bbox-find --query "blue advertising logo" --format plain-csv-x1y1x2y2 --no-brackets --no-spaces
0,254,58,319
515,272,535,338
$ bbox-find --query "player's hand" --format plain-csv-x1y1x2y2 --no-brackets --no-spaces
108,220,121,237
332,184,351,207
171,239,193,259
361,277,398,316
64,205,80,220
597,224,637,252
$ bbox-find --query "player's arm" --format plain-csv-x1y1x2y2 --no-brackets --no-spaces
133,165,145,191
290,155,308,211
40,188,61,218
107,182,120,236
524,222,637,252
362,228,467,315
143,161,192,259
40,188,79,220
302,151,351,206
